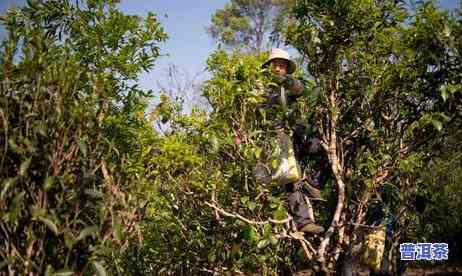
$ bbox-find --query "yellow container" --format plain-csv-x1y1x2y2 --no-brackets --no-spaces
361,225,386,271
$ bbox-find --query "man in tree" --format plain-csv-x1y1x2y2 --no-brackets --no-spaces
259,48,325,234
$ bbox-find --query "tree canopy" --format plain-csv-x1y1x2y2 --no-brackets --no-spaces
207,0,291,51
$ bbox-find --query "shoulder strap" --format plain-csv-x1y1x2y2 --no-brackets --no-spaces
280,86,287,108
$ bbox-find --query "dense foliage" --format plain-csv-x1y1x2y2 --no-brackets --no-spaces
1,0,460,275
0,0,166,274
284,0,461,272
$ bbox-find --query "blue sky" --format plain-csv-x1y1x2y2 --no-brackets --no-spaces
0,0,227,93
116,0,228,90
0,0,460,94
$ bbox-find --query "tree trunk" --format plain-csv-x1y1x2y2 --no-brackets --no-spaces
317,78,346,268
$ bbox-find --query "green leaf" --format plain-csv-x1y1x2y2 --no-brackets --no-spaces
43,176,54,191
240,196,249,204
242,225,258,241
8,138,22,154
19,158,32,176
263,224,272,238
1,178,16,200
114,217,124,241
93,261,107,276
76,225,99,241
63,231,76,249
247,201,257,212
39,217,58,236
271,159,278,170
79,139,88,157
5,191,24,223
208,250,216,262
30,208,46,218
440,85,449,101
272,206,287,220
431,119,443,132
254,147,263,159
257,239,270,249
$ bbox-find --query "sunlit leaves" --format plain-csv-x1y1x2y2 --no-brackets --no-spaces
0,0,166,274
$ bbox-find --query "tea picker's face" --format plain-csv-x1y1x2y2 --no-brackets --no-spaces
270,58,288,77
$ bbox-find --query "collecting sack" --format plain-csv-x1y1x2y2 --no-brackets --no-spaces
271,131,301,185
252,86,301,185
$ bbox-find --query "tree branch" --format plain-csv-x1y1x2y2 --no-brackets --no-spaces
204,201,292,225
317,78,346,263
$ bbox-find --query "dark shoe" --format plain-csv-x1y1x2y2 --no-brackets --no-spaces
300,223,324,234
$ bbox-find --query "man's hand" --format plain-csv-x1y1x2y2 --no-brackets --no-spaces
271,74,303,96
282,75,303,96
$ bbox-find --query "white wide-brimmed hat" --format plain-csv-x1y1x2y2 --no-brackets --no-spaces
262,48,297,74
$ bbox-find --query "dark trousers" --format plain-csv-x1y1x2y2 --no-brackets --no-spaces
286,181,311,229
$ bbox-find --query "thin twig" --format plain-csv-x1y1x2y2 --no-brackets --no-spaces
277,231,316,260
211,188,220,221
349,222,384,229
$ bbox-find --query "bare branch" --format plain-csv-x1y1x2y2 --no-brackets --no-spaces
204,201,292,225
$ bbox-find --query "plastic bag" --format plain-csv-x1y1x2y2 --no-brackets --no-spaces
271,131,301,185
253,86,301,185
